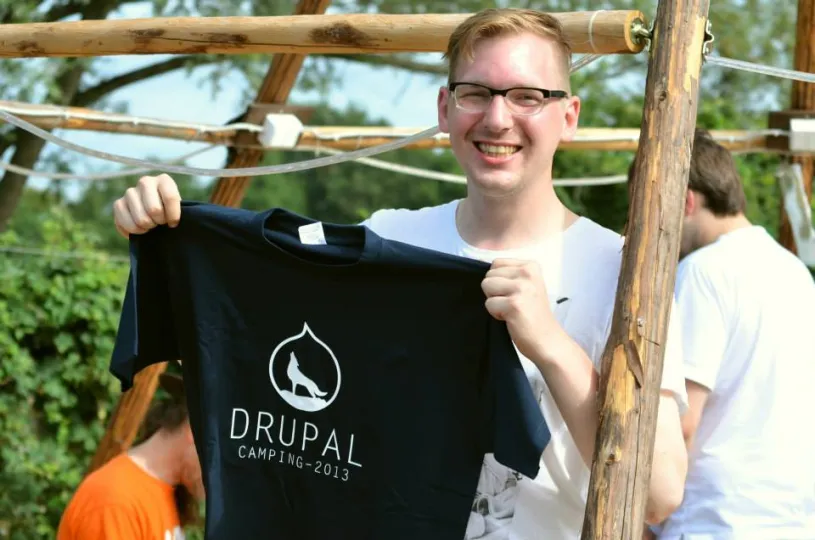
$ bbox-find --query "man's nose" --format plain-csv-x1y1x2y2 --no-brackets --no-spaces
481,95,514,132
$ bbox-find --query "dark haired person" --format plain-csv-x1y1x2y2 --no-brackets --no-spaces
57,373,203,540
632,129,815,539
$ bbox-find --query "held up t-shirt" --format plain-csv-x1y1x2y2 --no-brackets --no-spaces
109,202,551,540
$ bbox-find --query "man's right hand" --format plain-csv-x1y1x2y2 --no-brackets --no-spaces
113,174,182,238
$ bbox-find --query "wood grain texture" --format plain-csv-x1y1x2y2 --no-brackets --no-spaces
580,0,710,537
780,0,815,253
0,101,771,154
0,11,647,58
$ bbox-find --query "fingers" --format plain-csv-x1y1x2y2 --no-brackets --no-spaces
481,275,520,298
125,185,158,231
137,175,167,226
111,174,182,238
157,174,182,228
112,195,148,238
484,296,512,321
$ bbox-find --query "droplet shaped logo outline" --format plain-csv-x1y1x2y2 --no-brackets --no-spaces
268,322,342,413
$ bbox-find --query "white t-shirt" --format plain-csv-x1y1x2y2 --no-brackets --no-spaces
656,226,815,539
362,199,689,539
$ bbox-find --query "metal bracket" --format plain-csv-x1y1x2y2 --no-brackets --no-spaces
702,19,715,57
631,17,654,53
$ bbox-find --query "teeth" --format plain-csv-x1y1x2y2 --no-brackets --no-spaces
477,143,520,155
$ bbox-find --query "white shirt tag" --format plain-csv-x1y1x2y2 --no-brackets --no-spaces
298,222,327,245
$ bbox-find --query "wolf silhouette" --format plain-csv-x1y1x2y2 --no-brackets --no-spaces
287,351,328,398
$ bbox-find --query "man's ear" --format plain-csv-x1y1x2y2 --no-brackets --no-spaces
437,86,451,133
560,95,581,142
685,189,698,217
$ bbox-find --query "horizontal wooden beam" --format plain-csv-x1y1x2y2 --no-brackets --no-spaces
768,109,815,155
0,11,646,58
0,102,775,153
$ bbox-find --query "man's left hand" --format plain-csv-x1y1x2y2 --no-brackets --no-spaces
481,258,562,362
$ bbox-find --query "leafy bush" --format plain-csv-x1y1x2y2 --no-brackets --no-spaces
0,207,128,539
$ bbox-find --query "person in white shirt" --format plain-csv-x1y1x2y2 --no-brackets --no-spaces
632,129,815,539
110,8,690,539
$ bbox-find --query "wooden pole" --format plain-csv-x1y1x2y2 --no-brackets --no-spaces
85,364,167,473
0,102,771,153
0,11,646,58
780,0,815,253
580,0,710,537
84,0,332,476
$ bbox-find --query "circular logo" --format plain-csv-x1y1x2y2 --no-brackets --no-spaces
268,322,341,413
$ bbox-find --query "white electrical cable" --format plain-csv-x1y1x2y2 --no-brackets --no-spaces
0,145,218,179
301,144,627,187
706,55,815,84
0,101,263,134
0,108,442,177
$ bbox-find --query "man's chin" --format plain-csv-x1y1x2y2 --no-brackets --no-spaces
467,172,522,195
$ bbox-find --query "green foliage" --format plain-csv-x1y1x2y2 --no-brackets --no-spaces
0,205,129,539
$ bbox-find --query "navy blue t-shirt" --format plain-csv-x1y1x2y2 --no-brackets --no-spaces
110,202,550,540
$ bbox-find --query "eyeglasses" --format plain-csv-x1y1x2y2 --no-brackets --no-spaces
448,82,568,116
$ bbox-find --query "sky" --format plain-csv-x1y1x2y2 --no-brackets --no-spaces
17,2,448,195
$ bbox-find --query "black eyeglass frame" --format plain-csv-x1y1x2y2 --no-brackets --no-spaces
447,82,569,114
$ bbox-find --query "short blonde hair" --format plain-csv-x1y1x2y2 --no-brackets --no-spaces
444,8,572,87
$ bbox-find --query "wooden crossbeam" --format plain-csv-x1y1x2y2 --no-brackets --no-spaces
85,0,332,476
0,102,774,153
581,0,710,537
0,11,647,58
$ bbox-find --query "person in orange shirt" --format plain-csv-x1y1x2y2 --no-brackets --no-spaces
58,372,204,539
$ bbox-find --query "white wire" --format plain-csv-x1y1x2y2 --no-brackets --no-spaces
301,145,627,187
0,108,442,177
0,145,218,179
0,102,263,134
705,55,815,84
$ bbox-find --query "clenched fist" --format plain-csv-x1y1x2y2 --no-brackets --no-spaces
112,173,182,238
481,258,563,362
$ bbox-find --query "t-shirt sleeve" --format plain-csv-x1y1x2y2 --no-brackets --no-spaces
109,228,180,391
486,318,551,479
673,260,729,391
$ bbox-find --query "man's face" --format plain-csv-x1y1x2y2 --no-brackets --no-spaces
438,32,579,197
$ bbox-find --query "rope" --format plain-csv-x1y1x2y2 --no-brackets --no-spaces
705,55,815,84
301,145,627,187
0,145,218,179
571,53,603,73
0,108,442,178
0,101,263,134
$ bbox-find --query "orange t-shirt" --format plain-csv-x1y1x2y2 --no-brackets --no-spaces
57,453,185,540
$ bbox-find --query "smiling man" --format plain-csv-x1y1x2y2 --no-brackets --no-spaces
110,8,689,539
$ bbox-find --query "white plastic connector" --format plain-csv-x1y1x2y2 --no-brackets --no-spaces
257,113,304,148
777,163,815,267
788,118,815,153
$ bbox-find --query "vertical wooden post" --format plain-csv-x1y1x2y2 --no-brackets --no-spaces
780,0,815,253
580,0,710,537
85,0,333,476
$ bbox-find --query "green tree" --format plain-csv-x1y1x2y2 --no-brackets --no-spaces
0,205,129,539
